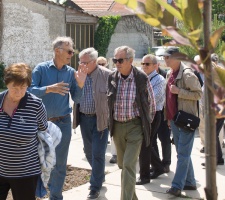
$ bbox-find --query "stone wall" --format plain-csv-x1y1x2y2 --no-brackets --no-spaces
106,16,153,59
0,0,66,67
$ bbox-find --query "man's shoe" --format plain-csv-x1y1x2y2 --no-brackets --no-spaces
150,170,164,179
87,190,100,199
136,177,150,185
217,158,224,165
166,187,181,197
109,155,117,164
164,165,170,173
183,185,197,190
200,147,205,153
150,167,154,173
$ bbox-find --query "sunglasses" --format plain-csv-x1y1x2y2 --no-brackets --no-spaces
59,48,75,55
141,62,154,66
112,58,128,64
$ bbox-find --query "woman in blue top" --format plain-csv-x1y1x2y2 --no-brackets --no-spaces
0,63,48,200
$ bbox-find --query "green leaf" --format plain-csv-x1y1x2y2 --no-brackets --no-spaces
162,26,192,46
221,44,225,60
183,0,202,31
210,26,225,49
159,9,175,27
115,0,137,9
155,0,183,21
145,0,162,19
137,14,161,27
187,29,202,41
214,65,225,88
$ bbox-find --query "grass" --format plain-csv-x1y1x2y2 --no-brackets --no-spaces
0,88,6,92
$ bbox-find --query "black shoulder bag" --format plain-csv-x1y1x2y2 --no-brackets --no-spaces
173,69,200,132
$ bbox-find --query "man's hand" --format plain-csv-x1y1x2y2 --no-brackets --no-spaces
75,65,87,88
170,85,180,94
46,81,69,96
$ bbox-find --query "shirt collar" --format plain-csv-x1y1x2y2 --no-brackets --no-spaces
118,67,134,80
0,90,28,110
148,70,157,79
48,59,68,71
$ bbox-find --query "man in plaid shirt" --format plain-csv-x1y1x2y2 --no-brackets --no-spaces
107,46,156,200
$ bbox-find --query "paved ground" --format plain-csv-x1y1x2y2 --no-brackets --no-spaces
44,125,225,200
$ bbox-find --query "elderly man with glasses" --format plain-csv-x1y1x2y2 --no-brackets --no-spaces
107,46,156,200
73,47,111,199
136,54,166,185
161,47,202,197
29,36,87,200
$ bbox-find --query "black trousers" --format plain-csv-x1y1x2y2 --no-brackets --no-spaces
0,175,38,200
138,111,164,179
152,110,171,166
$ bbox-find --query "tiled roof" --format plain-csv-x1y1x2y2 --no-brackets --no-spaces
72,0,114,11
72,0,135,16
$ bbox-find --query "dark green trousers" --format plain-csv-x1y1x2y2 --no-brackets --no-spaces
113,118,143,200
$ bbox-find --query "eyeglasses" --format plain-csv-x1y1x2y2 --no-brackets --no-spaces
163,56,170,60
59,48,75,55
78,61,92,65
112,58,129,64
141,62,155,66
98,63,106,66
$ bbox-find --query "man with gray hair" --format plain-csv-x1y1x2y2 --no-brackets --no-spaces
136,54,166,185
107,46,156,200
74,47,111,199
29,36,87,200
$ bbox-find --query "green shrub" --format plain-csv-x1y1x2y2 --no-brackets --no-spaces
94,16,121,57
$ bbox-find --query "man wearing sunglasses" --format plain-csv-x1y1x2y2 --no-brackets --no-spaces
161,47,202,197
73,47,111,199
136,54,166,185
29,36,87,200
107,46,156,200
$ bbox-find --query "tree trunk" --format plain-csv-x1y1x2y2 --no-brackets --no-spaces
202,0,217,199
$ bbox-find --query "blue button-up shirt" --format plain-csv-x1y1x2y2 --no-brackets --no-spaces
148,70,166,111
28,60,83,118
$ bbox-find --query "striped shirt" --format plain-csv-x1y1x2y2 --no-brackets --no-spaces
148,70,166,111
0,91,48,178
79,75,95,114
114,69,155,122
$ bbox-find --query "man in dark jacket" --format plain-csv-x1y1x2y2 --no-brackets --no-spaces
107,46,156,200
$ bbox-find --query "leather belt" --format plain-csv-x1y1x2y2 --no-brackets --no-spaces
48,114,70,122
114,117,140,123
80,112,96,117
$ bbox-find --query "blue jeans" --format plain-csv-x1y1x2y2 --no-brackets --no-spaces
48,115,72,200
170,120,196,190
80,113,109,191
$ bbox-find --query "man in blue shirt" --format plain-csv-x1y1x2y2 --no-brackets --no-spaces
29,36,87,200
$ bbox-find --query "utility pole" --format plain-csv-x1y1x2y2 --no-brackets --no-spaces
202,0,218,199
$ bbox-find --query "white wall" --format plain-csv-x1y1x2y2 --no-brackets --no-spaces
106,16,153,59
1,0,66,67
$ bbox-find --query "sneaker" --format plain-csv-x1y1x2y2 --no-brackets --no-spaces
109,155,117,164
87,190,100,199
